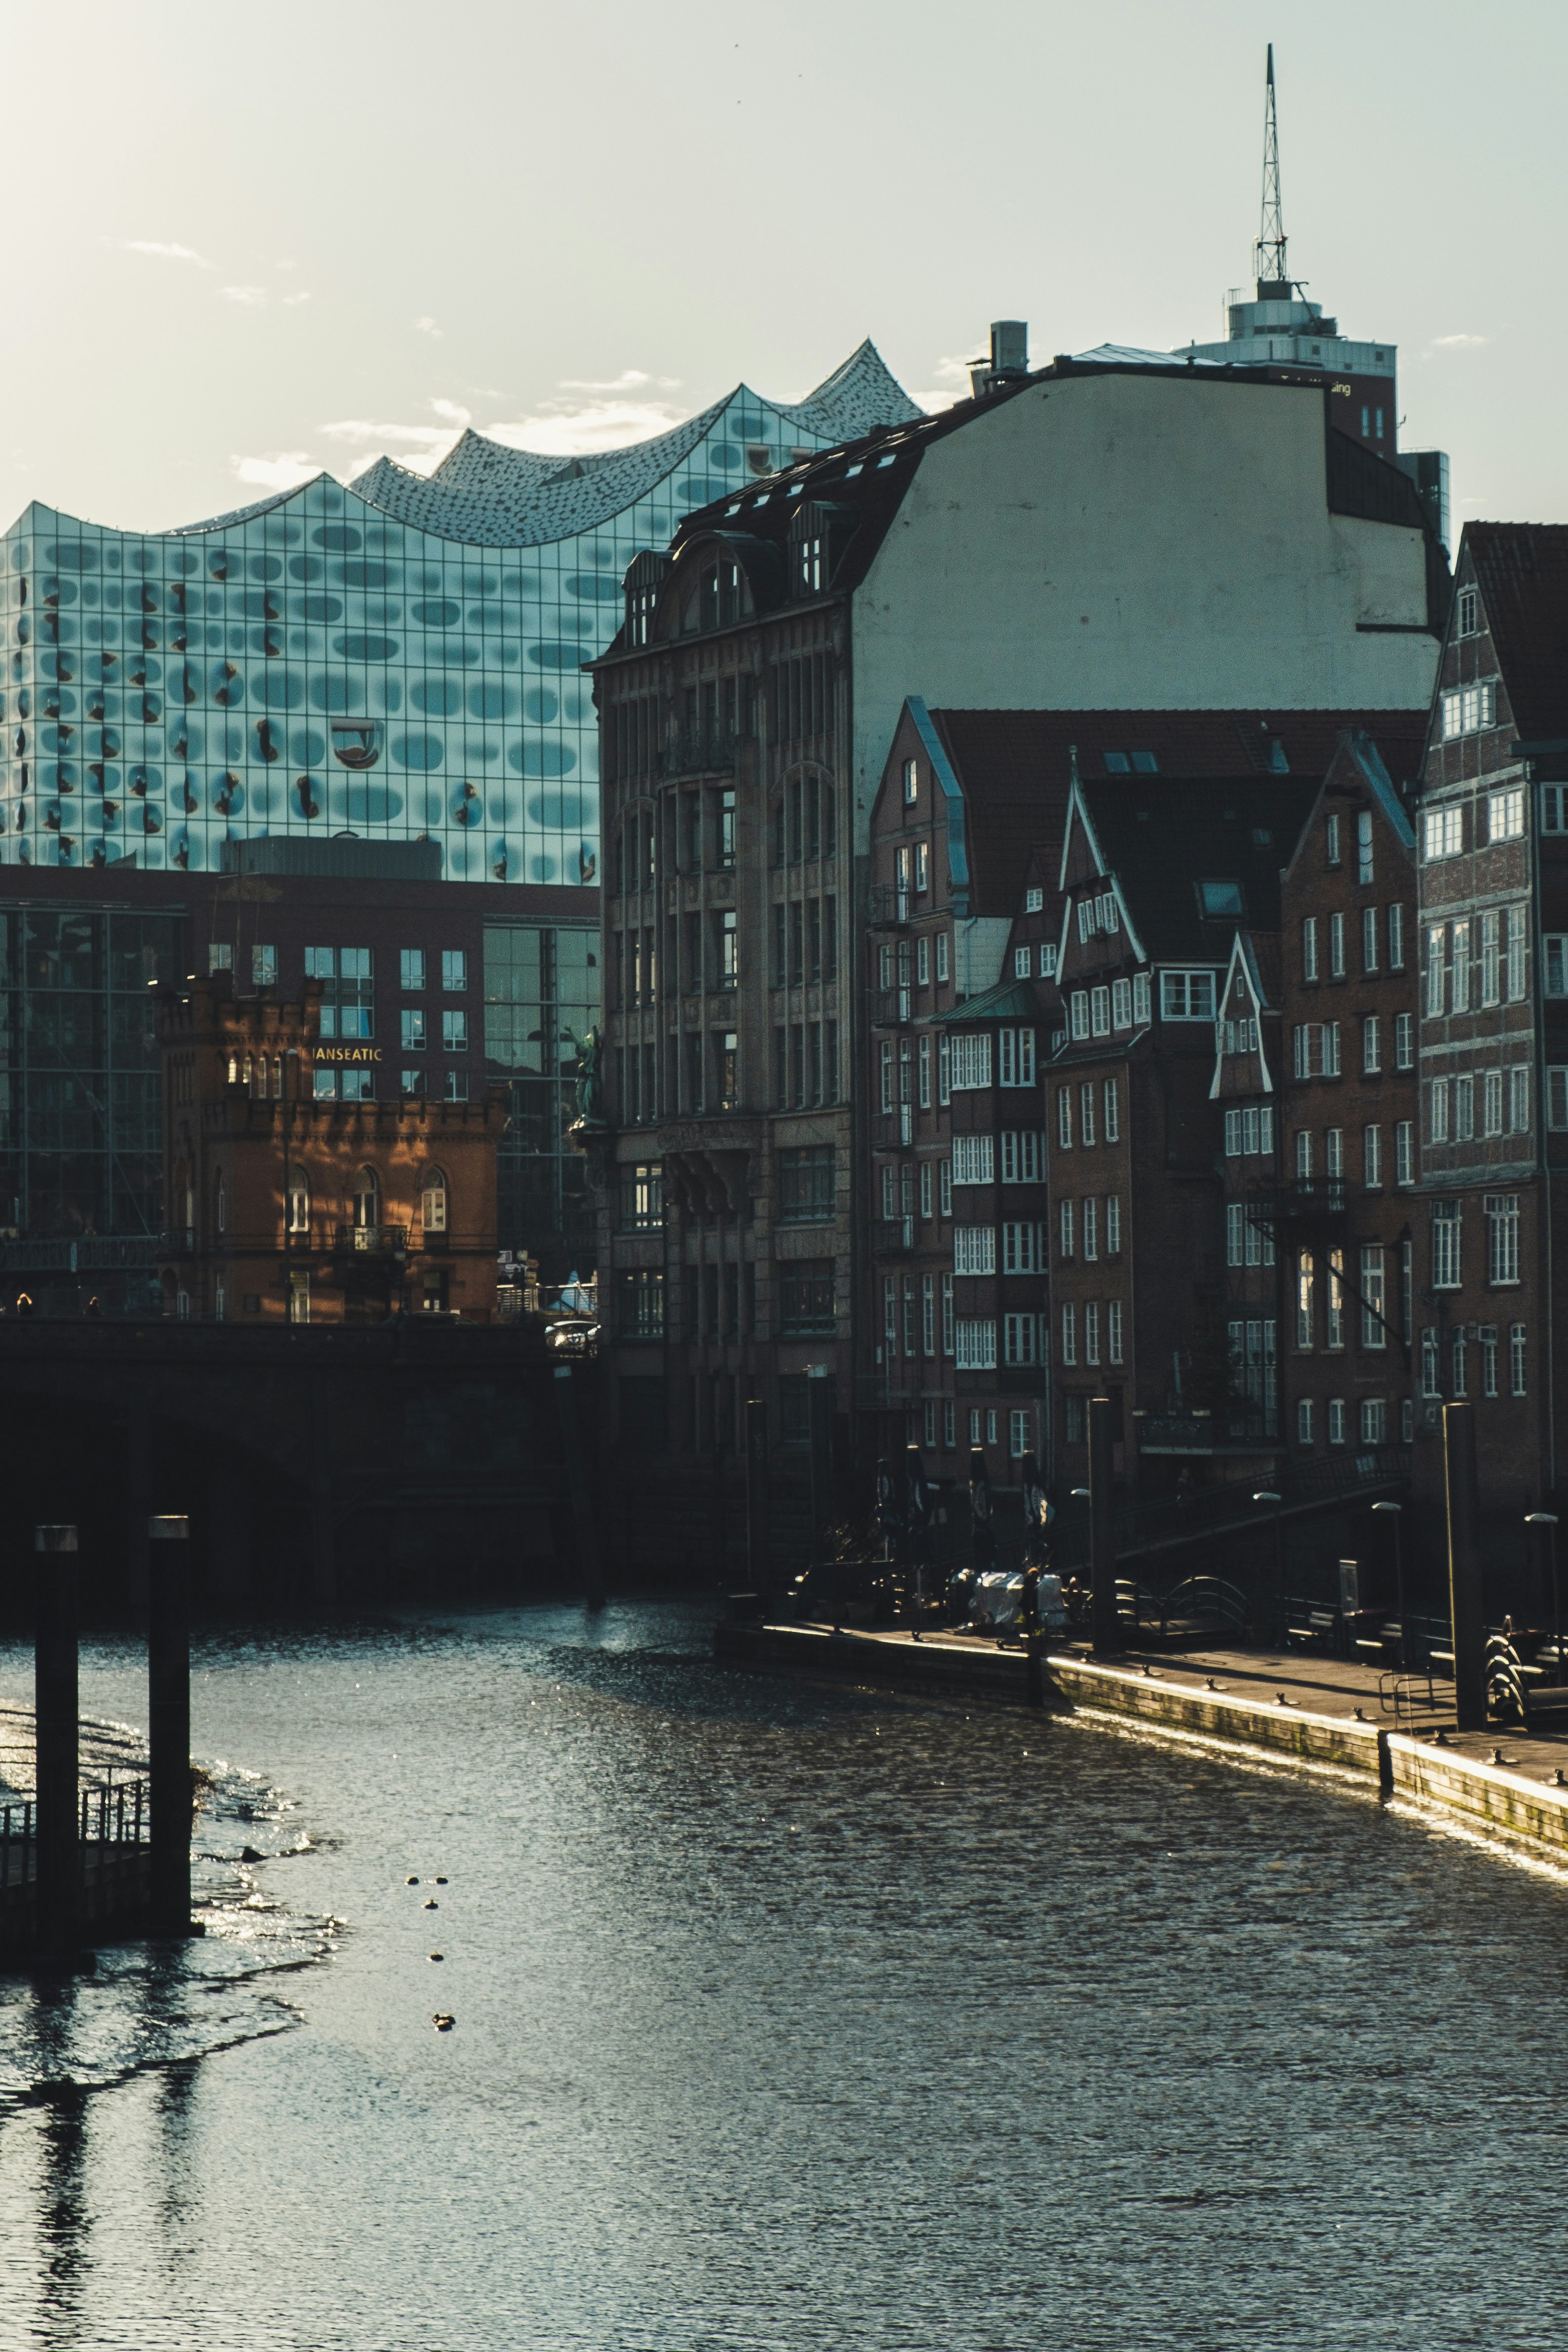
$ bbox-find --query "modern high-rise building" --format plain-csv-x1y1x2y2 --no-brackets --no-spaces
0,342,916,884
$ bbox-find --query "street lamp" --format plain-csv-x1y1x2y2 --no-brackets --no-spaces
1526,1511,1561,1686
1253,1492,1285,1650
1371,1500,1405,1668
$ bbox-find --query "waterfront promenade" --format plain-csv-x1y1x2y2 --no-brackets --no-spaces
719,1619,1568,1861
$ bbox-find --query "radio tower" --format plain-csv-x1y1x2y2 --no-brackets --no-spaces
1254,44,1289,297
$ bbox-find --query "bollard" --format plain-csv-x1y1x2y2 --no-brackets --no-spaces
148,1514,194,1935
744,1396,770,1605
554,1366,605,1609
806,1367,832,1563
1444,1402,1487,1731
1089,1396,1120,1658
34,1525,80,1954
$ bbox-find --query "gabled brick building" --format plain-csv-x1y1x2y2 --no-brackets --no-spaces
1413,524,1568,1557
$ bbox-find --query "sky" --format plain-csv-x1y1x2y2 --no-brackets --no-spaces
2,0,1562,542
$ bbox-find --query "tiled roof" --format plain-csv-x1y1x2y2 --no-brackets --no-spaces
1467,524,1568,743
1079,777,1322,961
926,708,1428,917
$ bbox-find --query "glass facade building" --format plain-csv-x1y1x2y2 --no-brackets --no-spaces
0,344,915,885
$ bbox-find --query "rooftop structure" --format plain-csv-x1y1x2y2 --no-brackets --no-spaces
1,342,917,884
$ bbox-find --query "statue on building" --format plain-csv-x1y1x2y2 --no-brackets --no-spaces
567,1025,607,1132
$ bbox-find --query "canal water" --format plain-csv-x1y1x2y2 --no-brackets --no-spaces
1,1601,1565,2351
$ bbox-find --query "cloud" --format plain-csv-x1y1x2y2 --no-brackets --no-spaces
904,352,972,413
482,372,690,457
557,368,680,394
282,291,312,308
1432,333,1489,348
123,239,213,268
220,285,268,306
414,316,443,338
231,451,320,492
317,399,474,475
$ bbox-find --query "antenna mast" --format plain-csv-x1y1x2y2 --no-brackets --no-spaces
1254,44,1289,297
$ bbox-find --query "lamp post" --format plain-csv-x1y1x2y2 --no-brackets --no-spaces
1253,1491,1284,1650
1526,1511,1561,1686
1371,1500,1406,1668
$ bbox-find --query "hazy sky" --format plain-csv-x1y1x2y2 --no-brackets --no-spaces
4,0,1562,541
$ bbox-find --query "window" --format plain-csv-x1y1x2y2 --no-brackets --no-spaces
919,1034,931,1107
442,1009,468,1052
1511,1066,1530,1134
1000,1131,1042,1183
1357,809,1374,886
617,1268,665,1339
1452,1327,1468,1399
442,950,467,992
1161,972,1216,1020
1423,806,1463,860
1450,919,1471,1014
935,932,949,983
1105,1299,1123,1364
1543,784,1568,835
949,1034,992,1090
1326,814,1342,868
1395,1013,1412,1070
1056,1088,1072,1149
1024,886,1043,913
1490,786,1525,842
779,1145,835,1220
1327,1250,1344,1349
1421,1327,1441,1398
1014,946,1031,979
1457,586,1478,637
1198,880,1244,917
1297,1398,1314,1445
307,946,374,1040
1085,1304,1101,1366
1004,1312,1038,1366
953,1226,995,1274
1388,904,1405,970
1362,907,1378,974
1081,1200,1098,1261
401,1069,425,1097
401,949,426,991
1104,1079,1120,1142
1329,913,1345,978
1079,1084,1096,1146
1059,1199,1075,1259
1486,1193,1520,1286
1432,1202,1461,1288
1112,977,1132,1030
1071,992,1089,1040
1480,911,1500,1007
1483,1069,1502,1137
1227,1202,1245,1267
1327,1398,1345,1445
1296,1130,1313,1184
1292,1023,1341,1078
1364,1125,1382,1189
1363,1016,1380,1074
1426,925,1447,1017
1090,986,1110,1038
1360,1245,1386,1349
1302,918,1319,982
207,942,234,976
1430,1078,1450,1142
1326,1128,1343,1180
940,1162,953,1217
1106,1195,1122,1253
1396,1121,1413,1187
1441,684,1496,738
952,1135,994,1185
1477,1323,1498,1399
1548,1068,1568,1130
920,1161,933,1219
1225,1109,1241,1157
1360,1399,1387,1445
252,942,278,989
401,1007,426,1053
442,1070,468,1102
941,1271,955,1356
1060,1303,1077,1366
902,757,918,806
1296,1251,1314,1349
1545,936,1568,1000
997,1028,1036,1086
720,909,738,986
1007,1409,1031,1459
955,1318,997,1371
1039,944,1057,979
1511,1323,1528,1397
1507,904,1527,1001
779,1262,836,1336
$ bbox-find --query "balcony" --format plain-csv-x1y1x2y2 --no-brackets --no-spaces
331,1223,409,1259
658,725,738,780
874,1106,914,1148
872,1216,915,1256
869,987,911,1026
867,884,911,928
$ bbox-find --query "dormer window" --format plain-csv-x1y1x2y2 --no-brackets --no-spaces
1197,880,1244,918
1102,750,1159,774
623,549,670,645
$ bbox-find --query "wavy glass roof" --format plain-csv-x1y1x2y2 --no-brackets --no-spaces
0,344,918,882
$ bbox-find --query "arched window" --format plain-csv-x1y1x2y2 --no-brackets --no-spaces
420,1168,448,1234
287,1173,310,1236
227,1053,238,1086
241,1054,253,1092
272,1055,283,1098
352,1166,379,1230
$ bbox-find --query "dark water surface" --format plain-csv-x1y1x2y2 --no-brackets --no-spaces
1,1602,1566,2351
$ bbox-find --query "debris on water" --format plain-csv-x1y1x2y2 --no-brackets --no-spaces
406,1875,419,1886
433,2013,455,2031
240,1846,263,1864
424,1898,438,1909
435,1875,448,1884
429,1952,443,1962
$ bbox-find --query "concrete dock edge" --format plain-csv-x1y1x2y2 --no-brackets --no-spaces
1387,1732,1568,1853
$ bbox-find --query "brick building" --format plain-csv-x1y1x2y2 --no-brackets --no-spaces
1266,735,1421,1466
156,973,504,1323
1412,525,1568,1558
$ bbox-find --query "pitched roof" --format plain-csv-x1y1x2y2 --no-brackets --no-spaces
923,708,1427,918
1466,524,1568,743
1076,777,1321,961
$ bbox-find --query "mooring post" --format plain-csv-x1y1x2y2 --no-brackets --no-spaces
1444,1401,1487,1731
744,1394,770,1606
1089,1395,1119,1658
554,1365,605,1609
806,1365,832,1564
148,1513,194,1936
34,1525,80,1955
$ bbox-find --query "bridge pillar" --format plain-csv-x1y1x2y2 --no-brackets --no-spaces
34,1524,80,1955
148,1514,194,1935
125,1398,151,1611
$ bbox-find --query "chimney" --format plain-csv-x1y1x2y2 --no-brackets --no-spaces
969,322,1030,399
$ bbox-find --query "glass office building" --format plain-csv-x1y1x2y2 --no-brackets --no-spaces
0,344,915,886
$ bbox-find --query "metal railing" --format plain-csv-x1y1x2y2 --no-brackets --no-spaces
331,1222,410,1257
872,1217,915,1255
0,1234,171,1272
867,885,911,927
